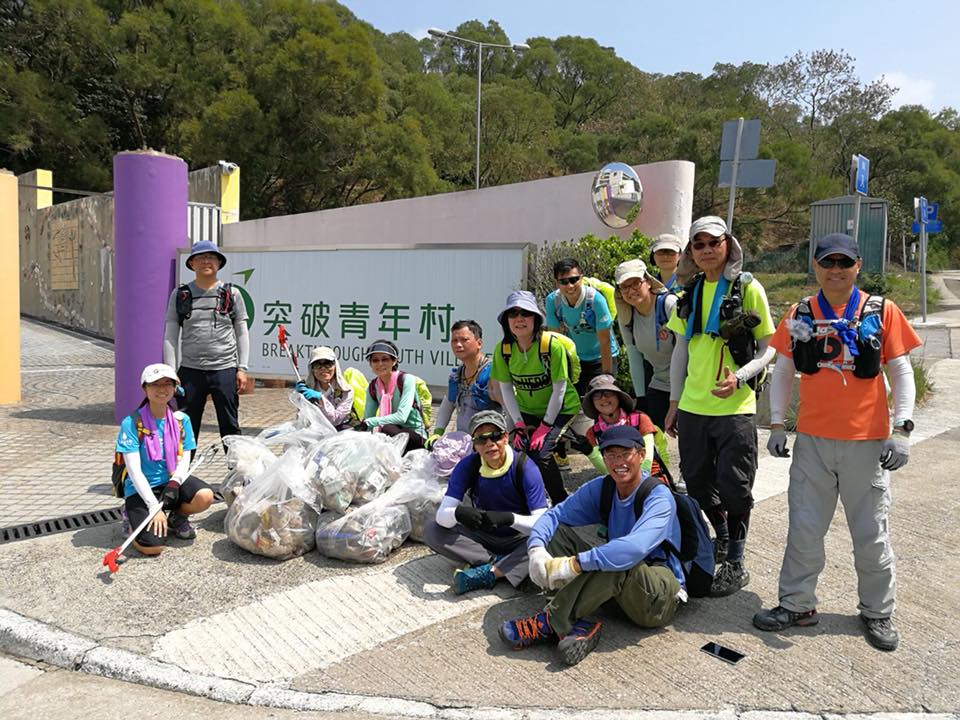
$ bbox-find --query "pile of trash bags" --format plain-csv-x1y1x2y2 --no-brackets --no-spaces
222,393,474,563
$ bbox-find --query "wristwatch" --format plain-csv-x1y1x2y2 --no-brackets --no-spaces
893,419,914,435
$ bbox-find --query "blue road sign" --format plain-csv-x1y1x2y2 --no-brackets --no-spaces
913,219,943,234
854,154,869,195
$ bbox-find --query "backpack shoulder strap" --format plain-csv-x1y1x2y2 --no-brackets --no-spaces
538,332,553,370
632,475,662,519
599,474,616,525
795,296,815,320
501,340,513,358
513,451,529,514
467,453,482,502
223,282,236,320
861,294,885,318
175,284,192,326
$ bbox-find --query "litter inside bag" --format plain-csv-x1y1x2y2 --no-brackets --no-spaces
315,505,411,564
304,443,356,513
431,431,473,477
313,431,406,505
221,435,276,507
225,447,320,560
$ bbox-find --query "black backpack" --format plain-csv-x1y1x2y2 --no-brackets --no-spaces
464,451,531,514
175,283,236,326
597,475,715,598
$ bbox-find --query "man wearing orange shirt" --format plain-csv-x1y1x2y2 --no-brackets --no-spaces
753,233,921,652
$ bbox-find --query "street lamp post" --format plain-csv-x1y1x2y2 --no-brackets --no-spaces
428,28,529,190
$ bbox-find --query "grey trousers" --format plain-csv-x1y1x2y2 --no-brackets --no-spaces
422,520,531,587
778,433,896,618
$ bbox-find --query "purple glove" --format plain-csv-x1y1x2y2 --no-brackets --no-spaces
529,422,552,451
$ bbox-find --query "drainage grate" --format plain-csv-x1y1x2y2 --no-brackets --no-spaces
0,507,123,545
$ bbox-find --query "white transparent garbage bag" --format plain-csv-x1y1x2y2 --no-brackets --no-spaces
221,435,277,507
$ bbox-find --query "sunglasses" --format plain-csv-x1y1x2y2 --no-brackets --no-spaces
557,275,583,286
817,256,857,269
313,360,335,369
472,430,505,445
691,237,725,252
506,309,535,319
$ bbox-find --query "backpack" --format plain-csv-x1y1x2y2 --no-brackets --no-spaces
552,278,618,331
447,361,494,411
598,474,715,598
341,367,369,423
465,451,531,514
175,283,237,326
501,331,581,385
368,371,433,429
630,290,678,353
111,413,186,499
791,293,884,379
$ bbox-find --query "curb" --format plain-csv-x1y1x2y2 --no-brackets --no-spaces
1,608,957,720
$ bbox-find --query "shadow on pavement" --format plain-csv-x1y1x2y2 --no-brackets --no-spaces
11,403,116,426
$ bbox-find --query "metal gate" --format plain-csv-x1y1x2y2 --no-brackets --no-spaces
188,202,222,245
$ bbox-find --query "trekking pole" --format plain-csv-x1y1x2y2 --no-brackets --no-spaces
101,443,220,573
277,324,303,383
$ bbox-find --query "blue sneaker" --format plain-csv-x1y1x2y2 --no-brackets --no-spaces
557,618,602,666
453,563,497,595
499,611,556,650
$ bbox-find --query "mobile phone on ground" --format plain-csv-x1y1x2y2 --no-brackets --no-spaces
700,641,745,665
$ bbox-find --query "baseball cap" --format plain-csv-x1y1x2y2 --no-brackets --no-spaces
614,258,665,291
814,233,860,261
650,233,683,254
597,425,644,451
309,346,337,365
689,216,728,240
468,410,509,435
141,363,179,386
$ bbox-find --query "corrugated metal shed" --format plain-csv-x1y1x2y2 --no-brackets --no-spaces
809,195,888,273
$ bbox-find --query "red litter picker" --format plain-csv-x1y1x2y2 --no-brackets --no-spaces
102,443,220,573
277,324,302,382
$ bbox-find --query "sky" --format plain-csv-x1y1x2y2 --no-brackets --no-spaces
343,0,959,112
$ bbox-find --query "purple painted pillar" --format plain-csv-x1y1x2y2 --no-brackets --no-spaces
113,151,188,421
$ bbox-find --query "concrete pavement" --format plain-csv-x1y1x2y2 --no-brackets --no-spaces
1,317,959,718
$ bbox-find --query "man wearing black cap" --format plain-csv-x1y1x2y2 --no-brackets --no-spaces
163,240,249,444
498,425,684,666
424,410,548,595
754,233,921,652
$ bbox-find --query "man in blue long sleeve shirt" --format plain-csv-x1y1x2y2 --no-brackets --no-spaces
498,426,684,666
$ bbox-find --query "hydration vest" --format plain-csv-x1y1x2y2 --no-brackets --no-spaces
791,294,884,379
175,283,236,326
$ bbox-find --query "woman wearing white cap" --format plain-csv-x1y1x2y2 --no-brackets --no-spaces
114,364,214,555
294,346,355,430
614,258,676,432
649,233,684,290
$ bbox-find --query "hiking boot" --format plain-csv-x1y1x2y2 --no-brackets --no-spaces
860,615,899,651
554,452,571,473
713,537,729,565
499,611,556,650
557,618,602,666
709,560,750,597
753,605,820,631
453,563,497,595
167,512,196,540
120,506,131,536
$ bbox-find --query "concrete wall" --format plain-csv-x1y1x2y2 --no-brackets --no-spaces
18,165,232,339
222,160,695,250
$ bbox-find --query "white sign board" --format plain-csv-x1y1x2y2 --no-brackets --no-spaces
178,245,528,386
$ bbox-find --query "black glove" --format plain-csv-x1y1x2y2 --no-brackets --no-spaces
483,510,515,528
454,505,487,531
161,480,181,512
355,421,370,432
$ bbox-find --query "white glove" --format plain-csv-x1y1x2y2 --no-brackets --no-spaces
767,429,790,457
880,434,909,471
544,556,580,590
528,546,552,589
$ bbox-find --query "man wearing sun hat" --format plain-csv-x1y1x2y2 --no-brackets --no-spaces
753,232,921,652
163,240,249,445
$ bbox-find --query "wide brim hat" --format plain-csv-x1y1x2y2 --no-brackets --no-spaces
185,240,227,269
581,373,635,419
676,215,744,286
496,290,545,324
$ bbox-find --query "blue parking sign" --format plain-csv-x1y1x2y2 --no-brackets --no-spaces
855,155,869,195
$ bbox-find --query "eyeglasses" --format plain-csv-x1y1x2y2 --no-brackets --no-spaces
313,360,335,369
472,430,505,445
691,237,726,252
506,309,535,319
557,275,583,286
817,256,857,269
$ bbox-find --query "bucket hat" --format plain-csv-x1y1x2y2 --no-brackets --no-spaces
581,374,635,419
185,240,227,270
496,290,545,324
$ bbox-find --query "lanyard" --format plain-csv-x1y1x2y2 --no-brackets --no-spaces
816,287,861,357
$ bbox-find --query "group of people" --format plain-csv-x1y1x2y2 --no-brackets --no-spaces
117,216,921,665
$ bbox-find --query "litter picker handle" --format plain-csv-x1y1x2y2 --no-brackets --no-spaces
277,324,302,382
101,443,220,573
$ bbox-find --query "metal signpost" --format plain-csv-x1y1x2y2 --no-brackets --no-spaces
913,197,944,323
718,118,776,233
850,154,869,242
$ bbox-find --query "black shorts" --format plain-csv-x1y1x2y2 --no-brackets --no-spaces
125,475,211,547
